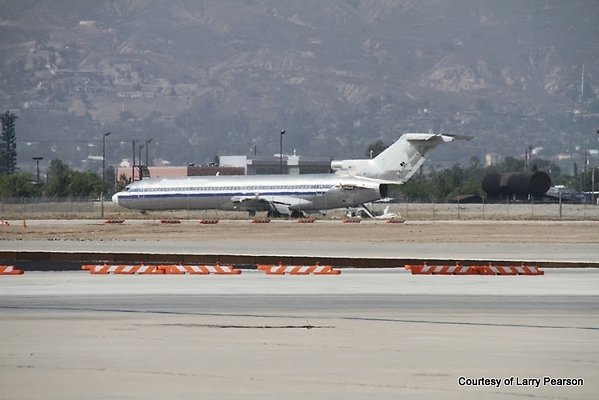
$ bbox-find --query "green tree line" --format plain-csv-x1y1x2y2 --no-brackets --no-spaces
396,155,591,202
0,159,114,198
3,153,592,201
0,110,114,198
1,110,18,175
366,140,592,202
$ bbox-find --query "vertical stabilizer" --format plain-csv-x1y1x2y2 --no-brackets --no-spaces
331,133,469,182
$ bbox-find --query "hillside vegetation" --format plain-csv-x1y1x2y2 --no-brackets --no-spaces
1,0,598,172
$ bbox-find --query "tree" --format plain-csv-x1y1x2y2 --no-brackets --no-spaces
398,176,431,201
115,173,131,192
0,110,18,175
68,171,102,197
0,173,39,197
105,165,116,195
44,159,105,197
45,159,71,197
494,156,524,173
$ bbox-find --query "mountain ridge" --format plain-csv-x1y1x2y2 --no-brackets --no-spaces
0,0,598,173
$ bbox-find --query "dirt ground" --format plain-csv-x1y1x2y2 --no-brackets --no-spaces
1,219,598,244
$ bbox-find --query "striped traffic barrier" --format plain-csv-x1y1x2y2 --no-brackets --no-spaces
476,265,516,275
514,265,544,275
406,263,544,276
0,265,24,275
296,217,316,223
476,264,544,276
159,263,241,275
404,264,425,271
82,264,165,274
258,263,341,275
385,218,405,224
198,218,219,224
160,218,181,224
408,264,478,275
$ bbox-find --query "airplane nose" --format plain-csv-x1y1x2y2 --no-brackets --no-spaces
111,193,119,204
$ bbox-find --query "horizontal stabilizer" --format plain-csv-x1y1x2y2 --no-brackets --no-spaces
332,132,468,182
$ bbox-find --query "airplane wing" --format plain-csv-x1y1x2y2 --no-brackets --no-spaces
336,176,400,190
231,195,313,216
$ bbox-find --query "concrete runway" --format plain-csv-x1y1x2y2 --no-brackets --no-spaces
1,239,598,263
1,269,598,399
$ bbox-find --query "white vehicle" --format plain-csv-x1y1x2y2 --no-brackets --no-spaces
112,133,468,217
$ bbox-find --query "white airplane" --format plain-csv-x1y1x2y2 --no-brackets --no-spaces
112,133,468,217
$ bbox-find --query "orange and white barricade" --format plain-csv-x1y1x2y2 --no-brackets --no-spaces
476,265,517,275
476,264,544,276
258,263,341,275
198,218,219,224
408,264,477,275
406,263,544,276
0,265,24,275
159,263,240,275
82,264,165,274
252,217,271,223
514,265,544,275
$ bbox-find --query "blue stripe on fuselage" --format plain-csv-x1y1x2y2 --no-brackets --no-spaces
116,191,323,200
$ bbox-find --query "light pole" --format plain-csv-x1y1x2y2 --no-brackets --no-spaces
592,166,596,205
32,157,43,184
138,143,145,180
145,138,153,167
594,130,599,204
280,129,286,174
131,140,136,182
101,131,111,219
138,144,144,167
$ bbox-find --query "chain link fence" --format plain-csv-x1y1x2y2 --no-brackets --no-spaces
385,199,599,221
1,197,598,221
1,197,95,219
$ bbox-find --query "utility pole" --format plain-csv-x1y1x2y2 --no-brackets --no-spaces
138,144,144,167
101,132,110,219
145,138,153,167
132,140,136,182
581,65,586,178
594,129,599,204
32,157,43,184
280,129,285,174
138,143,145,180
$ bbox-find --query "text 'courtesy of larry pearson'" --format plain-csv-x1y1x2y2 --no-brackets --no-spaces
458,376,584,389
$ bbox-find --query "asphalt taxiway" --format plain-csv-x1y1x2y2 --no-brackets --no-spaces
1,269,598,399
1,219,598,398
1,239,598,269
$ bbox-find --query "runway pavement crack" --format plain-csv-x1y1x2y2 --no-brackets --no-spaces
148,323,333,329
1,305,597,331
343,316,599,331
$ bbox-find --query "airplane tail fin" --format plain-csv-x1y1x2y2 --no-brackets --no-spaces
331,133,470,182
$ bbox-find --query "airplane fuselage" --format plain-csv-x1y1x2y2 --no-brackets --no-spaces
112,173,388,213
111,133,467,215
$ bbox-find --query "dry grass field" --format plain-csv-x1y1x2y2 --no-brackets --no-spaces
1,218,597,246
1,201,598,245
1,200,599,221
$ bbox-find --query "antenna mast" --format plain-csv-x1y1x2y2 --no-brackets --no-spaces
581,64,586,177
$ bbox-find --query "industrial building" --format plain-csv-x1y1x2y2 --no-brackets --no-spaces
115,153,332,182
